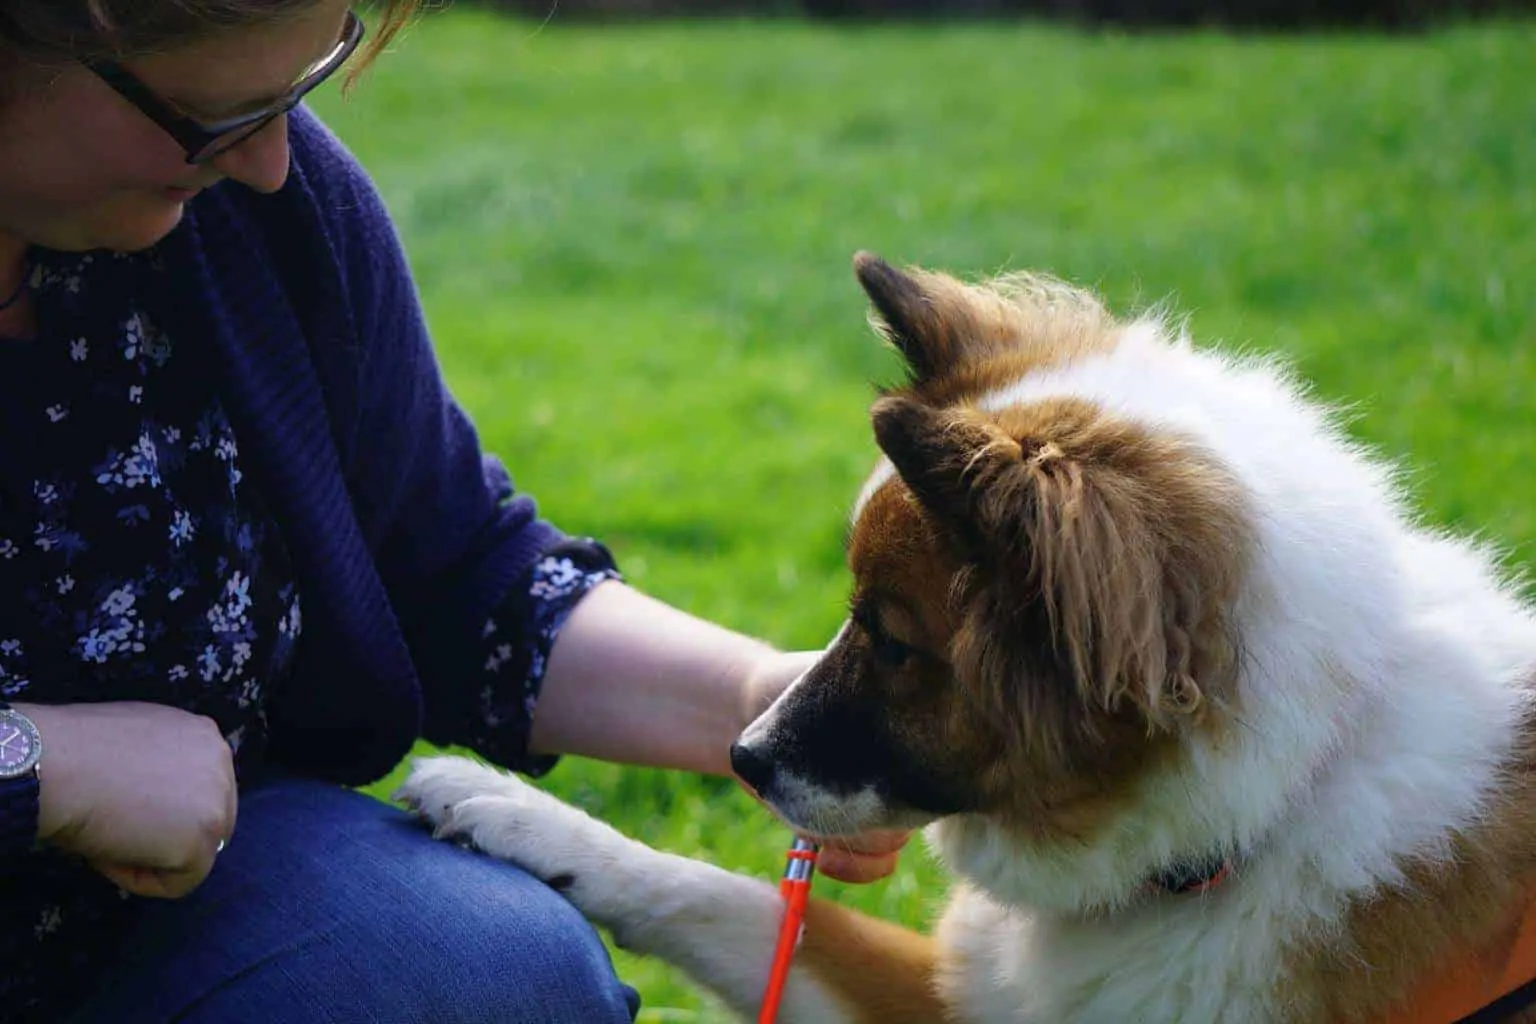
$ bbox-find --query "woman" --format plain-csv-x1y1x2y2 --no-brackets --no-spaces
0,2,905,1020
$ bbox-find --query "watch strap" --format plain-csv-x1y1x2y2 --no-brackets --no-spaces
0,702,41,857
0,770,40,857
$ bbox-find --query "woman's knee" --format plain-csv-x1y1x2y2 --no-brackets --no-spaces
327,796,641,1022
169,902,637,1024
309,781,641,1020
427,866,640,1022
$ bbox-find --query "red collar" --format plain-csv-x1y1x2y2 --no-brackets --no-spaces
1149,856,1233,896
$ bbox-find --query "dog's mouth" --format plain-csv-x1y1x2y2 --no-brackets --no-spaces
732,740,865,833
730,739,940,839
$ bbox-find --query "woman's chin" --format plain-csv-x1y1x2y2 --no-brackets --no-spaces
75,192,196,254
109,198,192,252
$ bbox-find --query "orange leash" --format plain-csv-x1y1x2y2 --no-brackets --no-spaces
758,838,819,1024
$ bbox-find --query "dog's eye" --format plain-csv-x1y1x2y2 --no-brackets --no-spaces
851,602,914,669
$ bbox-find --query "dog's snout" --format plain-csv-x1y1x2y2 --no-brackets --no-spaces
729,742,776,796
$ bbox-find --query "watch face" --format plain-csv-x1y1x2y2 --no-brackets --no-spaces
0,711,41,777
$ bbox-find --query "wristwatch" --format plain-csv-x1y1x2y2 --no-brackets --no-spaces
0,702,43,857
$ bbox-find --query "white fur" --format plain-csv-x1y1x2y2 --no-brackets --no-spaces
397,757,853,1022
851,457,897,520
398,317,1536,1023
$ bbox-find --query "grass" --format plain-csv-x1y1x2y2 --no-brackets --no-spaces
312,12,1536,1019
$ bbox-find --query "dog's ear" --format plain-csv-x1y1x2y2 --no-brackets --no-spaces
999,402,1247,728
870,395,1020,554
875,394,1246,730
853,252,1122,392
854,251,976,386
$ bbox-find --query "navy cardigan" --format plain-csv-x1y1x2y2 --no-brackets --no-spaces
157,107,577,785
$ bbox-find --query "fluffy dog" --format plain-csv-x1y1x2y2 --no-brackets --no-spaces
398,252,1536,1023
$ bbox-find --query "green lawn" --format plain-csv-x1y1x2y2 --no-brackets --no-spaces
314,12,1536,1019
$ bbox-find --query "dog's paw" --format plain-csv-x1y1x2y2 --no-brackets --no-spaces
395,755,524,824
395,755,643,924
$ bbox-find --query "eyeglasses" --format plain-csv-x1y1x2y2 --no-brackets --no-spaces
85,9,365,165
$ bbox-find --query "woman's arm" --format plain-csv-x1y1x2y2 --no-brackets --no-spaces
280,113,776,778
526,580,783,776
528,592,910,883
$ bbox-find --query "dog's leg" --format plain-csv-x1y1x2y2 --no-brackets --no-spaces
795,896,948,1023
396,756,946,1024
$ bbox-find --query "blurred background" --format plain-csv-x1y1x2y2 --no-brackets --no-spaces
323,0,1535,1017
463,0,1534,25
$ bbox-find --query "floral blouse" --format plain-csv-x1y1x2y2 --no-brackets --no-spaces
0,248,617,1017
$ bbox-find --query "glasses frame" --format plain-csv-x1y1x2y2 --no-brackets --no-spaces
85,9,366,165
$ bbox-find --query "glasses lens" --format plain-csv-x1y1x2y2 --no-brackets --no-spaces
181,12,361,164
190,115,278,164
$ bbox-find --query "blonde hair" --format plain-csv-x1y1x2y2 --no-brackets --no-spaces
0,1,420,73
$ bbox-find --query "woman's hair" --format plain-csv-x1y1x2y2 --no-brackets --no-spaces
0,1,420,71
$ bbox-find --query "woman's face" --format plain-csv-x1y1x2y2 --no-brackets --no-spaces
0,0,351,254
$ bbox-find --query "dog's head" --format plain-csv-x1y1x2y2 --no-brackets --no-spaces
734,252,1261,901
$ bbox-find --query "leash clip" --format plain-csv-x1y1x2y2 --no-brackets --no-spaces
757,837,819,1024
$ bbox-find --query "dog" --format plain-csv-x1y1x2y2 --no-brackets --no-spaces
397,252,1536,1023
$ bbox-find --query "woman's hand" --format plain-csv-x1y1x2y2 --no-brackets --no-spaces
16,701,237,899
739,650,914,885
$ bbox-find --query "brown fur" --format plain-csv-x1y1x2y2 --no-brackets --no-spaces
1282,692,1536,1023
798,897,951,1024
854,251,1118,407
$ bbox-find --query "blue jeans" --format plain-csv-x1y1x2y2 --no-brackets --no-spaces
61,775,640,1023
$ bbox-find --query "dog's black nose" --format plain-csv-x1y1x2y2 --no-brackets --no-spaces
729,742,776,796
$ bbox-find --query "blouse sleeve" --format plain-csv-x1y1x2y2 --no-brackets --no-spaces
468,538,621,775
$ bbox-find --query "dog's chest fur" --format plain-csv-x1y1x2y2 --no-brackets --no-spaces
929,671,1536,1024
935,884,1292,1024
